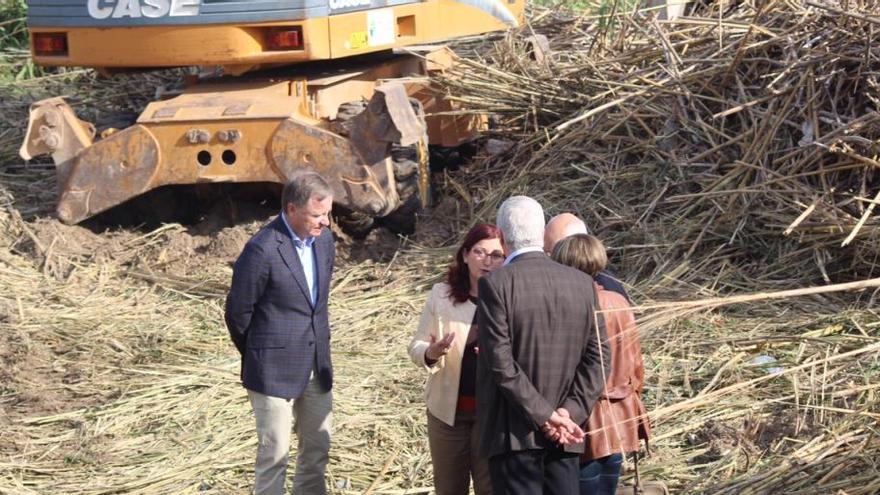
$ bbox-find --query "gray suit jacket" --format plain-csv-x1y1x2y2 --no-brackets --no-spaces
225,215,335,399
476,251,610,457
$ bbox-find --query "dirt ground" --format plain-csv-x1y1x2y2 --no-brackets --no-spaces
1,158,877,494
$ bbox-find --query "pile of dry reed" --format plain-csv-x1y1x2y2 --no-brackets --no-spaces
441,0,880,292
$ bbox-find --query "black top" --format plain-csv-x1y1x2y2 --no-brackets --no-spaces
596,270,630,303
457,296,480,399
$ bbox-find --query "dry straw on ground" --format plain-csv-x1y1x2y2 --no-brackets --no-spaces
1,0,879,493
442,0,880,286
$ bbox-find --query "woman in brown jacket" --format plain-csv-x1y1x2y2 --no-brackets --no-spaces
552,234,651,495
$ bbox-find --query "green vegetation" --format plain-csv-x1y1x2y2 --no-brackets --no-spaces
0,0,49,81
0,0,28,48
532,0,643,13
532,0,596,10
532,0,644,29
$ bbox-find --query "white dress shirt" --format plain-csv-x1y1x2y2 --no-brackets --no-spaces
280,213,318,306
502,246,545,266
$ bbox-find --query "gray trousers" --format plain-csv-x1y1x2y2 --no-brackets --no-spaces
427,409,492,495
248,377,332,495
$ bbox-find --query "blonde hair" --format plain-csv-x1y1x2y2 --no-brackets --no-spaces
551,234,607,276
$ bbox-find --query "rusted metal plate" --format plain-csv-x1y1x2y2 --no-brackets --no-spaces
57,125,160,224
223,104,252,116
374,83,425,147
388,49,486,148
138,81,297,123
19,97,96,188
151,107,179,119
406,81,485,148
269,118,398,217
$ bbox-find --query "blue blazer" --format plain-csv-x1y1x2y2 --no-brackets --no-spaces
225,215,335,399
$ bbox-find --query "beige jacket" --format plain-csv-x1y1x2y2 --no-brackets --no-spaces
408,282,477,427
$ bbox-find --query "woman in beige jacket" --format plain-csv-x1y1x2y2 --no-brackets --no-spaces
408,223,505,495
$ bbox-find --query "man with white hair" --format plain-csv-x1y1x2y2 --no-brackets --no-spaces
476,196,611,495
544,213,629,301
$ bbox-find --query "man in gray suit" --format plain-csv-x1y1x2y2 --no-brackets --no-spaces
477,196,610,495
225,171,335,495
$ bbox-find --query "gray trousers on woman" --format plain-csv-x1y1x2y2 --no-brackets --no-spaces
428,409,492,495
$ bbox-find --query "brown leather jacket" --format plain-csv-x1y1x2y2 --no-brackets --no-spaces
581,284,651,462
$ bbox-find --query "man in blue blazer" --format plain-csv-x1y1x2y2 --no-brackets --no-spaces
225,171,336,495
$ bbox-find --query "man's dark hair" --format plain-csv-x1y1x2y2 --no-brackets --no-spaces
281,171,333,209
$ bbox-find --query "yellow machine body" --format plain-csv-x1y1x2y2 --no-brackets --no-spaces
22,0,524,224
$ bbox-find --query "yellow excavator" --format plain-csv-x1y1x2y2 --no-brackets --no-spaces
18,0,525,230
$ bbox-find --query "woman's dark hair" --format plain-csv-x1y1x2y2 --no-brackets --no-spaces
446,223,502,304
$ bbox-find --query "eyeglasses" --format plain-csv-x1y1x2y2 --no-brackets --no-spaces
470,247,505,264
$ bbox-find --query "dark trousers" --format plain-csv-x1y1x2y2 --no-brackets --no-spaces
488,448,580,495
427,410,492,495
579,453,623,495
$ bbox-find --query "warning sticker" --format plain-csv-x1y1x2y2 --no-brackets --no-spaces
367,9,395,47
349,31,368,50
